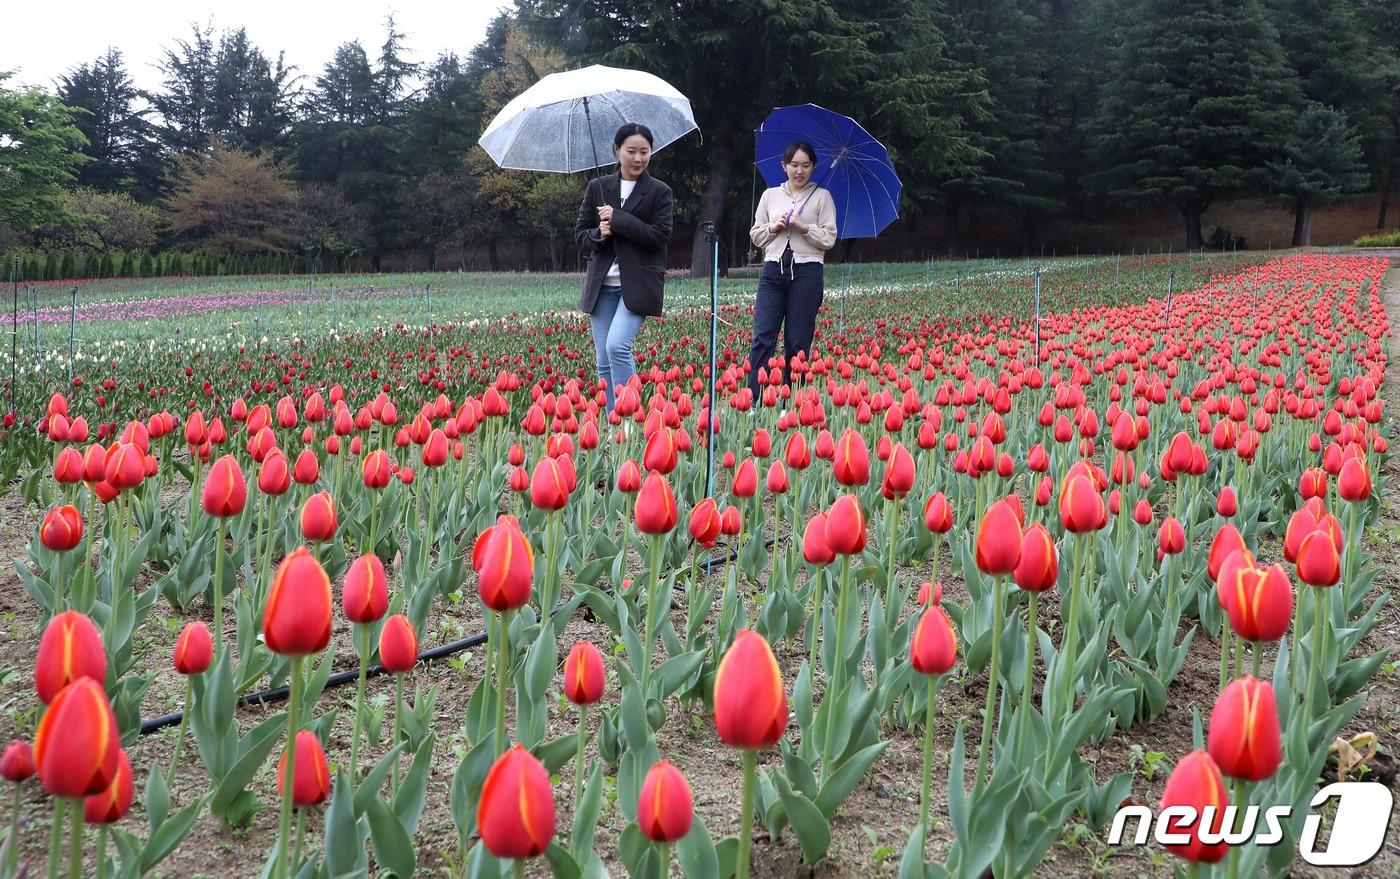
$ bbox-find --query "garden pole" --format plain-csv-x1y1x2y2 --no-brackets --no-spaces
1166,270,1173,321
9,256,18,414
1033,269,1041,364
69,287,77,383
704,221,719,501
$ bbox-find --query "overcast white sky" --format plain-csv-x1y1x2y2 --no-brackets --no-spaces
3,0,516,93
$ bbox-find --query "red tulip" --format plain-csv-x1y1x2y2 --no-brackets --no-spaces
802,513,835,565
1298,467,1328,499
342,553,389,624
564,642,606,705
720,505,742,536
530,457,570,510
1295,529,1341,587
263,547,333,656
1207,523,1247,582
83,747,134,823
881,442,916,499
1012,522,1058,592
1158,749,1230,863
784,432,811,469
825,494,866,556
173,622,213,675
473,514,535,611
362,449,392,489
53,446,85,484
0,740,34,782
688,498,722,549
832,428,870,486
975,499,1022,576
1337,457,1370,501
258,451,291,496
638,760,694,842
766,460,790,494
35,610,106,704
643,428,678,475
923,492,952,533
910,602,957,675
1215,487,1238,518
477,744,556,859
103,442,145,489
731,457,759,499
1159,516,1186,556
1133,499,1153,526
616,459,642,493
292,449,319,485
300,490,337,542
200,454,248,516
635,471,679,534
33,678,121,798
714,629,786,749
422,428,449,468
379,614,419,673
1222,562,1293,643
1207,676,1282,782
278,730,331,807
1058,473,1106,533
39,505,84,552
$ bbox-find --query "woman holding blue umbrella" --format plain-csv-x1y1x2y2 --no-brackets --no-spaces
745,140,838,401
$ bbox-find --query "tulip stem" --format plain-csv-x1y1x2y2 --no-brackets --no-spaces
820,554,853,786
975,573,1005,791
167,677,193,789
919,674,939,862
350,624,370,781
1252,644,1262,679
885,497,899,624
641,534,663,699
66,797,82,879
7,782,21,875
1020,592,1040,752
47,798,65,879
573,704,588,808
275,655,305,879
495,608,511,757
1219,616,1232,690
390,674,404,793
94,824,107,879
660,841,673,878
293,808,305,873
368,496,379,561
513,858,526,879
1305,588,1326,727
1061,535,1085,717
736,750,757,879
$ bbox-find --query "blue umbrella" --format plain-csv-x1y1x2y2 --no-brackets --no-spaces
754,103,901,239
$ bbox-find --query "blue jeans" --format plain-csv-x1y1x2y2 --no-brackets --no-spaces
589,285,645,412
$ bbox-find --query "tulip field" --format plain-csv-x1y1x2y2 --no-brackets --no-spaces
0,251,1396,878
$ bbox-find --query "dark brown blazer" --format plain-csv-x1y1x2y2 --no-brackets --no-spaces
574,171,673,317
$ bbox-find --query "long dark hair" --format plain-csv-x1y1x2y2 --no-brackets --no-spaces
614,123,654,149
784,140,818,166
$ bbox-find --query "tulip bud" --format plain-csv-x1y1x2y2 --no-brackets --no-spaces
909,602,957,675
1337,457,1370,501
643,429,678,475
720,505,742,536
278,729,331,807
300,490,337,542
478,744,556,859
825,494,866,556
1058,473,1107,533
1012,522,1057,592
530,457,570,510
1207,677,1281,782
881,442,916,498
832,428,871,486
1158,749,1230,863
923,492,953,533
616,459,642,493
342,553,389,624
1222,562,1293,643
83,747,134,824
1207,523,1247,582
39,505,84,552
1,740,34,783
564,642,606,705
975,499,1022,576
1215,487,1237,518
638,760,694,842
714,629,786,749
1295,529,1341,587
263,547,333,656
362,449,392,489
35,610,107,704
173,622,213,675
802,513,835,565
635,471,679,534
33,678,120,798
1158,516,1186,556
473,515,535,611
379,614,419,673
688,498,722,549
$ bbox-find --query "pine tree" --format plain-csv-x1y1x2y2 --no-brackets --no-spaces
1087,0,1299,249
1272,105,1368,245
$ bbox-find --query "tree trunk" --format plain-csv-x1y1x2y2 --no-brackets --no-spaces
525,239,537,272
1180,203,1204,251
944,199,960,257
1291,199,1307,247
691,139,734,279
1378,166,1393,230
488,239,499,272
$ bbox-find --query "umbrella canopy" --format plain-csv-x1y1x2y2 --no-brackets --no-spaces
479,65,698,174
755,103,901,239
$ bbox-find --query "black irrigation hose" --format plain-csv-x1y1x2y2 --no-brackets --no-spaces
138,536,775,735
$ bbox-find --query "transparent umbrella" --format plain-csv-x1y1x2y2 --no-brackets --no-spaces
479,65,698,173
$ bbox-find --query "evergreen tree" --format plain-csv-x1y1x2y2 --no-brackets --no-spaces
208,27,297,155
56,48,163,198
1271,104,1368,245
149,23,216,156
1087,0,1298,249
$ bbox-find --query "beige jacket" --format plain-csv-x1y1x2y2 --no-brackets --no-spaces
749,183,838,264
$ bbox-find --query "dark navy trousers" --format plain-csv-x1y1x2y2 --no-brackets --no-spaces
746,257,824,398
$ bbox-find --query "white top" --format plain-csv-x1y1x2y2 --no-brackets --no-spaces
604,178,637,285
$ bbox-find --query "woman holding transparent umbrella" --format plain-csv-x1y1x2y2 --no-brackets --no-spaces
575,123,675,415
